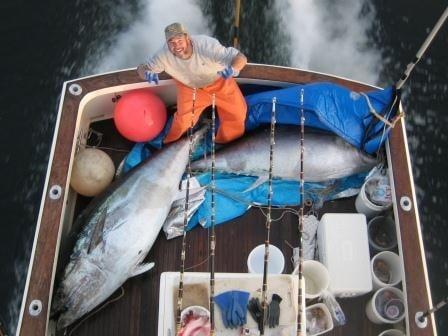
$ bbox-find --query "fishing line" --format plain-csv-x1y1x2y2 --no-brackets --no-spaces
84,145,130,153
185,256,211,271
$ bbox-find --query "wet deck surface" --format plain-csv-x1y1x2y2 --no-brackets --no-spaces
60,119,402,335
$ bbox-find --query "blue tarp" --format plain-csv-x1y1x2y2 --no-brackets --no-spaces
244,82,398,154
187,172,368,231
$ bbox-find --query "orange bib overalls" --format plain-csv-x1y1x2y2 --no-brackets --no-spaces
163,77,247,144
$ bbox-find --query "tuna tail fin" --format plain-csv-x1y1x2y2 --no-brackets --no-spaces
243,175,268,193
131,262,155,277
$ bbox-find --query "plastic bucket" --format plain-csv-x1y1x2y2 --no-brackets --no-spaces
355,180,391,219
378,329,405,336
368,216,398,252
247,244,285,274
306,303,334,335
366,287,405,324
300,260,330,299
371,251,402,289
180,305,210,322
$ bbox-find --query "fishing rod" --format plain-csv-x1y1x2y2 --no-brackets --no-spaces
396,6,448,90
233,0,241,47
175,88,198,335
365,6,448,139
416,295,448,328
209,93,217,335
260,97,277,335
296,89,305,336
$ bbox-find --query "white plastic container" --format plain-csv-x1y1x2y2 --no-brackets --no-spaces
300,260,330,299
317,213,372,297
366,287,405,324
355,181,391,219
368,216,398,252
378,329,405,336
306,303,334,336
247,244,285,274
371,251,402,289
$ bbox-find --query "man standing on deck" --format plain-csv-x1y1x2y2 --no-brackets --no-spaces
137,22,247,144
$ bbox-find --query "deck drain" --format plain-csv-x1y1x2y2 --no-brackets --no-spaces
29,300,42,316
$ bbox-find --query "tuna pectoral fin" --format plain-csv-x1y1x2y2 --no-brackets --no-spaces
131,262,155,277
243,176,268,193
88,208,107,254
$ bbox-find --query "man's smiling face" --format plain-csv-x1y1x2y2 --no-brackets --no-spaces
167,34,192,60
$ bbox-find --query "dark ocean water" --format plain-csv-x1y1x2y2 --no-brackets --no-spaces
0,0,447,334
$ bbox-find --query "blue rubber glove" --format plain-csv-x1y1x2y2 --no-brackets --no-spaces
215,290,250,328
218,66,239,79
144,71,159,85
232,291,250,326
215,292,232,328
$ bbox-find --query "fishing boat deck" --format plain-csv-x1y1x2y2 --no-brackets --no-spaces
19,65,436,336
61,119,400,336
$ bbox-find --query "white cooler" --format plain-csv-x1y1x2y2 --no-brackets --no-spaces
317,213,372,297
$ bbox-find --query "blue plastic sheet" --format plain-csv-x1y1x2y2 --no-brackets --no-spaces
187,172,368,231
245,82,397,154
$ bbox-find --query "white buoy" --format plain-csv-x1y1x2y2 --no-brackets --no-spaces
70,148,115,197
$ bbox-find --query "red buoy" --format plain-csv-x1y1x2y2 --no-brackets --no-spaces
114,89,167,142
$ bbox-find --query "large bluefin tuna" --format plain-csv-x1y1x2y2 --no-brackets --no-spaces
191,126,377,182
52,128,206,328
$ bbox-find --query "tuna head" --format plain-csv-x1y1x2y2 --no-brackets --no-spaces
52,257,115,329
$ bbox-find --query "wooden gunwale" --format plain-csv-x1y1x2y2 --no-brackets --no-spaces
17,63,435,335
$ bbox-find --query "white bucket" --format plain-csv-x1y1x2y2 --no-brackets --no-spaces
378,329,405,336
300,260,330,299
247,244,285,274
355,180,391,219
371,251,402,289
368,216,398,252
366,287,405,324
306,303,334,336
180,305,210,322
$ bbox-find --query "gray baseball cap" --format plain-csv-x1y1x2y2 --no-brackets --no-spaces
164,22,188,41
